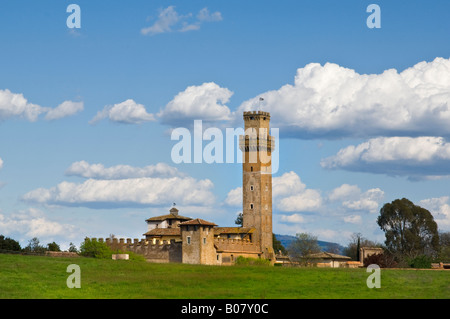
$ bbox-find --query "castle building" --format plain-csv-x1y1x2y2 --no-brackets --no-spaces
101,111,275,265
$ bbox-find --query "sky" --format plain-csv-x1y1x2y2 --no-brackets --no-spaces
0,0,450,249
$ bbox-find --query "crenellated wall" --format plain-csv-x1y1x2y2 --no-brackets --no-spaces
92,237,182,263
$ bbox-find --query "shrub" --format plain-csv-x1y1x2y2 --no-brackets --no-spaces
79,238,113,258
363,253,397,268
0,235,21,251
408,255,432,269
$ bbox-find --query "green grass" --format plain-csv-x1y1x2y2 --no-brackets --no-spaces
0,253,449,299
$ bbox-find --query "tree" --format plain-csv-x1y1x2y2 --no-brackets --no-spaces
68,242,78,253
79,238,113,258
234,213,243,227
377,198,439,260
438,231,450,262
273,234,287,255
47,242,61,252
343,233,379,261
0,235,21,251
23,237,46,253
288,233,321,265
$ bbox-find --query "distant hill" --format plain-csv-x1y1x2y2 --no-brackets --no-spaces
275,234,346,255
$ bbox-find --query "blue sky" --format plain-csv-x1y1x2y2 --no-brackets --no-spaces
0,0,450,249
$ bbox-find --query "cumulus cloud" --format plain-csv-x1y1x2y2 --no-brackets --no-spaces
158,82,233,126
141,6,222,36
0,208,76,238
419,197,450,230
0,89,47,122
224,186,242,206
90,99,155,124
65,161,182,179
45,101,84,121
328,184,384,214
224,171,322,212
236,57,450,138
280,214,305,224
321,136,450,179
22,176,215,208
0,89,84,122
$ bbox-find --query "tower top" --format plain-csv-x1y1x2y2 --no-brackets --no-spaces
243,110,271,119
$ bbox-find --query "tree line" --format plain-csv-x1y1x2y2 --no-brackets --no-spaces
284,198,450,268
0,236,78,254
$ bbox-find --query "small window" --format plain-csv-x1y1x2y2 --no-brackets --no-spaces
251,166,253,172
187,236,191,245
250,185,254,191
250,203,254,209
217,255,219,261
203,237,206,244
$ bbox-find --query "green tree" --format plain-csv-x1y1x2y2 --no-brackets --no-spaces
438,231,450,262
273,234,287,255
23,237,46,253
0,235,21,251
288,233,321,265
377,198,439,260
47,242,61,252
234,213,243,227
79,238,113,258
68,242,78,253
343,233,379,261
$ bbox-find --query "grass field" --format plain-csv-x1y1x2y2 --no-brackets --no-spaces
0,253,449,299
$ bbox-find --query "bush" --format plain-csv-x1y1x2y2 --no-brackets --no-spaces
79,238,146,261
408,255,432,269
0,235,21,251
363,253,397,268
80,238,113,258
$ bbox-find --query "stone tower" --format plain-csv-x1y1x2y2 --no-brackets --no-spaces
239,111,274,260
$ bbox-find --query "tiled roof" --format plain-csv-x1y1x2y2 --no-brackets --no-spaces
145,213,192,222
143,228,181,236
179,218,217,226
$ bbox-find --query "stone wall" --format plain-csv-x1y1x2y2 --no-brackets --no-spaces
95,237,182,263
214,238,261,254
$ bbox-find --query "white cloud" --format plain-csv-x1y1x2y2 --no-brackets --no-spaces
343,215,362,224
0,157,3,170
158,82,233,126
328,184,384,214
280,213,305,224
45,101,84,121
328,184,361,201
236,57,450,138
224,171,322,212
90,99,155,124
65,161,182,179
0,89,47,122
224,186,242,206
278,189,323,212
321,136,450,179
0,208,76,238
141,6,222,36
22,176,215,208
197,8,222,22
419,196,450,230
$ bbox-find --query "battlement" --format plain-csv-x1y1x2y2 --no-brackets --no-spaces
87,237,182,263
243,111,271,118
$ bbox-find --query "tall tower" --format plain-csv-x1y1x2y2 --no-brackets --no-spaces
239,111,274,260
